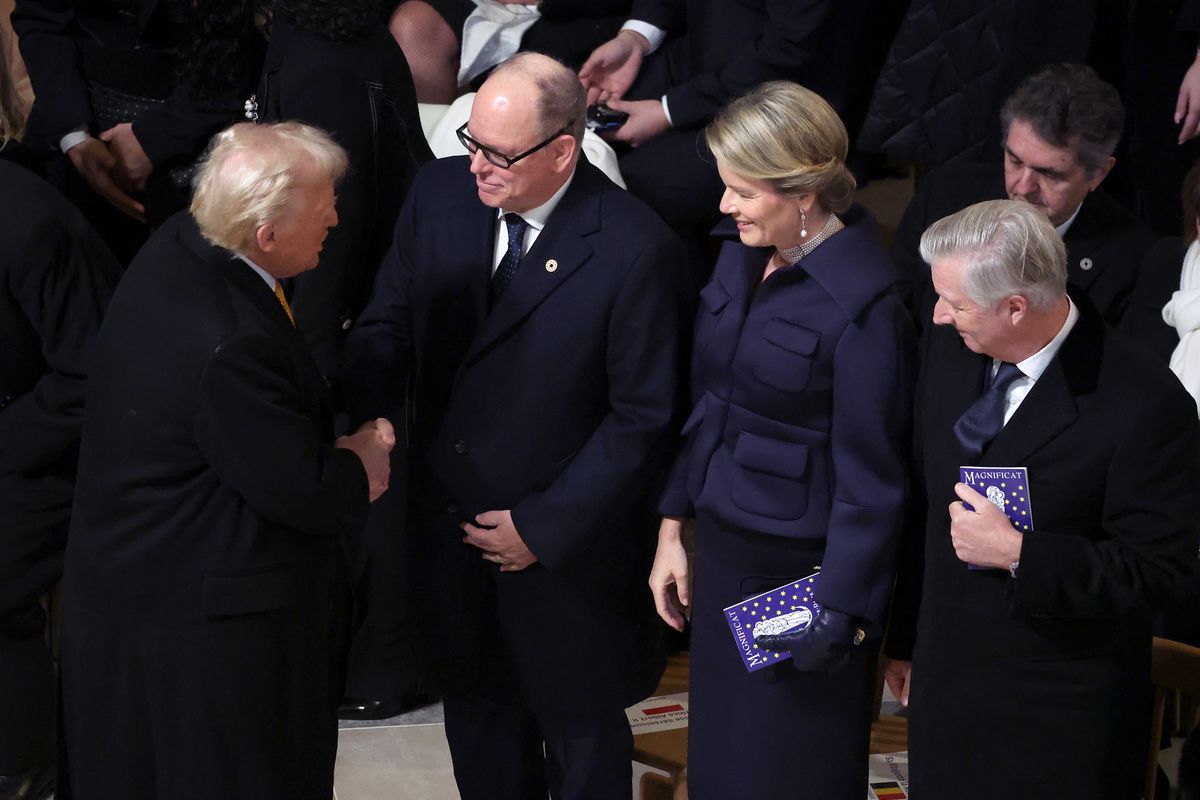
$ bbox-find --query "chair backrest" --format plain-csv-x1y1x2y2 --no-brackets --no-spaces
1145,637,1200,799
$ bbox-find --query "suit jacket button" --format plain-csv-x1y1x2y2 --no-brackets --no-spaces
453,440,467,454
445,501,459,514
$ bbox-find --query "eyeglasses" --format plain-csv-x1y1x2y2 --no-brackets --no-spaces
456,122,572,169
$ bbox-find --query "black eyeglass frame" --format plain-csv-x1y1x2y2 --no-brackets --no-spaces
456,122,573,169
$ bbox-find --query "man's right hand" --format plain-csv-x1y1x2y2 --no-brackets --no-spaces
579,29,648,106
882,657,912,707
66,137,146,222
648,517,690,632
337,418,395,502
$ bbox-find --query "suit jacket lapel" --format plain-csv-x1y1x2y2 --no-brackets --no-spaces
925,327,990,462
1062,195,1105,291
461,167,600,367
178,214,334,417
982,357,1077,465
980,301,1103,465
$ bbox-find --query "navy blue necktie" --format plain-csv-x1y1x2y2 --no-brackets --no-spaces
491,213,528,304
953,361,1023,458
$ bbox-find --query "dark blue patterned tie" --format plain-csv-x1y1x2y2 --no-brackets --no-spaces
491,213,528,304
953,361,1024,458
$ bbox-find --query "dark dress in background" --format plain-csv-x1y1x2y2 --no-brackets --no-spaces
658,209,914,798
0,160,119,779
12,0,256,257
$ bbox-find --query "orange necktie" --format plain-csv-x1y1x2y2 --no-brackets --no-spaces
274,281,296,327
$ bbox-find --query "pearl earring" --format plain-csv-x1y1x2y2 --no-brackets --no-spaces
800,209,808,239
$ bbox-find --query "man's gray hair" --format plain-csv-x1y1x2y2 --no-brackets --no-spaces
919,199,1067,311
1000,63,1124,178
491,52,586,142
191,122,348,253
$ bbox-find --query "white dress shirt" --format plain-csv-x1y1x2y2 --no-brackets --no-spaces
1054,204,1083,238
491,170,575,274
998,297,1079,425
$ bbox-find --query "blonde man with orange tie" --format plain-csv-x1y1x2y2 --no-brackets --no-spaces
59,122,394,800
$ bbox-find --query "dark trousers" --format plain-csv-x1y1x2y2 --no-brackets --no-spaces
341,463,422,702
442,695,633,800
0,473,70,773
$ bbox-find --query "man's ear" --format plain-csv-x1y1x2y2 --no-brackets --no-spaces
1088,155,1116,191
551,135,578,173
255,223,276,253
1006,294,1029,326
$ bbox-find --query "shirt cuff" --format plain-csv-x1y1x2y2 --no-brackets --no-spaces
621,20,666,54
661,95,673,127
60,127,91,154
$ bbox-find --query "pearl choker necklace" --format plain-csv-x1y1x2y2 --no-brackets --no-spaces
776,214,844,265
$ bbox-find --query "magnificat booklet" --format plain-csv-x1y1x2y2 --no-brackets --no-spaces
723,571,821,673
959,466,1034,569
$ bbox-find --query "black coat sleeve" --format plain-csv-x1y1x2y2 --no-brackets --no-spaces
0,178,120,474
662,0,837,129
11,0,93,144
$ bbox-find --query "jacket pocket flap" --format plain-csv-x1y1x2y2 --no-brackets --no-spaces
202,568,293,619
733,432,809,479
699,281,731,314
763,318,820,355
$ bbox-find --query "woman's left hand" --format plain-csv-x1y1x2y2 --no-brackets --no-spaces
754,606,863,672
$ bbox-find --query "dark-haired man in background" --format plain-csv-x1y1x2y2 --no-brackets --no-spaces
892,63,1154,328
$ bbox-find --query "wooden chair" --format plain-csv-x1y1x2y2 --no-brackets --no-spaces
1145,637,1200,799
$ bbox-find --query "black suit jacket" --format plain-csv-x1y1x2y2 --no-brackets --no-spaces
60,212,369,799
629,0,867,127
344,156,689,714
892,300,1199,800
257,20,433,377
892,164,1156,328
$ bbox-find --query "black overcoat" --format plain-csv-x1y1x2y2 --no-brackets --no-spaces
896,301,1199,800
59,212,369,800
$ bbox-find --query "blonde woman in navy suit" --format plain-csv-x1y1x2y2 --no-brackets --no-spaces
650,81,915,798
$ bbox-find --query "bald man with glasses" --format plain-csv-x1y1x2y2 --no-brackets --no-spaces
343,53,689,800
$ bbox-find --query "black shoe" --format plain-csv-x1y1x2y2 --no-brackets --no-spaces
338,684,438,721
0,763,54,800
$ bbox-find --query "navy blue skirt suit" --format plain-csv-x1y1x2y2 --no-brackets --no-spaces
660,207,914,797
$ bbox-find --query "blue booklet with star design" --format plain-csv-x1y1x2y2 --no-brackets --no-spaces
723,571,821,673
959,466,1034,569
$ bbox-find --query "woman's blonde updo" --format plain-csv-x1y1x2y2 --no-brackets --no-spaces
705,81,855,214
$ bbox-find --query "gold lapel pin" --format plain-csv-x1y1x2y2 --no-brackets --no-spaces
545,259,558,273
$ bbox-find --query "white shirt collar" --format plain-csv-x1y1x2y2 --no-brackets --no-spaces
1054,203,1083,238
497,168,575,231
1011,296,1079,382
235,253,277,291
